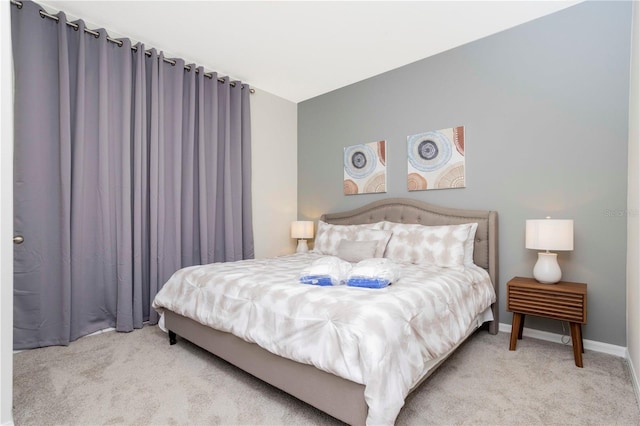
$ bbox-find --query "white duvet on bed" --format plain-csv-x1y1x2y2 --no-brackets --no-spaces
152,253,496,425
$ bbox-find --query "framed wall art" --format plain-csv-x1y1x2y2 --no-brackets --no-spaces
407,126,465,191
343,140,387,195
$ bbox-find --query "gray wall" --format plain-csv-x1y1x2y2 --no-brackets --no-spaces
298,1,632,346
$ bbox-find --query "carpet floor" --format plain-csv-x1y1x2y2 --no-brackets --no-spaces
13,325,640,425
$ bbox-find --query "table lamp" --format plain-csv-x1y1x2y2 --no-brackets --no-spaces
291,221,314,253
525,218,574,284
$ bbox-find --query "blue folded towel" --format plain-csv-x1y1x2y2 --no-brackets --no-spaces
299,275,334,286
346,277,391,289
299,256,352,286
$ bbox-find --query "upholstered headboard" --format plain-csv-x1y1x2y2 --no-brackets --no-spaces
321,198,499,333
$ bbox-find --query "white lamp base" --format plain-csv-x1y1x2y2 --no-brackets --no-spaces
533,252,562,284
296,239,309,253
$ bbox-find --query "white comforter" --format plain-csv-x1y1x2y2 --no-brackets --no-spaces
152,253,496,425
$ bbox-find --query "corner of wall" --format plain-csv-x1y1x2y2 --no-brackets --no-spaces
627,0,640,411
249,88,299,258
627,348,640,410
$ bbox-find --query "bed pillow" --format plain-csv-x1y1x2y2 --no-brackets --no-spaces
382,222,474,267
464,222,479,266
312,221,386,256
337,239,379,262
360,229,392,258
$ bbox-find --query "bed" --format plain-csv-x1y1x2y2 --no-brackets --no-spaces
152,198,499,425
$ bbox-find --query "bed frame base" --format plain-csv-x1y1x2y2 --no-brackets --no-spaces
165,310,487,426
164,310,368,426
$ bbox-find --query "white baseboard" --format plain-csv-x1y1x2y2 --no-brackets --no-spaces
498,322,627,358
627,348,640,407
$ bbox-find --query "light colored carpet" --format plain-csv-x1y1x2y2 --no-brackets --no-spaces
13,325,640,426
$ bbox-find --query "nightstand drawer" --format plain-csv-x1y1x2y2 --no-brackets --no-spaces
506,277,587,324
508,286,585,323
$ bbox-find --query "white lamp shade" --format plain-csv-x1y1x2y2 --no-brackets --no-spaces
291,221,314,239
525,219,574,251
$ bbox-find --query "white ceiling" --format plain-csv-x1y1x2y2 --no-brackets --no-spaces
38,1,581,103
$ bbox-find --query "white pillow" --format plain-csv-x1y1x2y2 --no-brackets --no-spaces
464,222,479,266
382,222,473,267
337,239,379,262
312,221,386,256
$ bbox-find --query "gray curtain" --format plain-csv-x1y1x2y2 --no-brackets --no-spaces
11,0,254,350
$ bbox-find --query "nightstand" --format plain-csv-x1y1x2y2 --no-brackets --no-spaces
507,276,587,367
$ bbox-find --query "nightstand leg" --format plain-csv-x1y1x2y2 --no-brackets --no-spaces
569,322,584,368
518,314,525,339
509,313,524,351
577,324,584,353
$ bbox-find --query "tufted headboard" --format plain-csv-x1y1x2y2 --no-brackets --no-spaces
321,198,499,333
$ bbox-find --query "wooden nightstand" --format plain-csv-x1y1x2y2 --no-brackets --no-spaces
507,276,587,367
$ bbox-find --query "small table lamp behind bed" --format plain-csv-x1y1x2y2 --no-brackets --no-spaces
291,221,314,253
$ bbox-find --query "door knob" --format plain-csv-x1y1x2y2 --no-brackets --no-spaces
13,235,24,244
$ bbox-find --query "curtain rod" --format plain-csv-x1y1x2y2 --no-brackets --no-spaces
10,0,255,93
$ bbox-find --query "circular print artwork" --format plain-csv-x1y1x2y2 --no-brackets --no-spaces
453,126,465,156
435,162,465,188
407,173,428,191
377,141,386,166
344,144,377,179
407,131,452,172
364,172,386,193
343,179,359,195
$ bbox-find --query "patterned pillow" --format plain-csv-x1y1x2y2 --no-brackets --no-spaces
337,239,379,262
382,222,474,267
312,221,386,256
464,222,479,266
